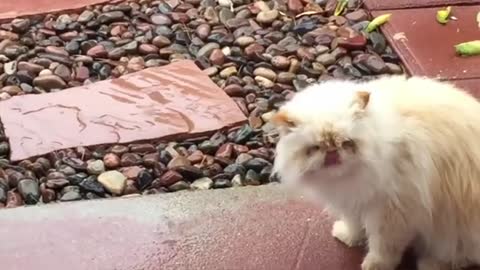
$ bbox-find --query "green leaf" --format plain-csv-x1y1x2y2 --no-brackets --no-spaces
455,40,480,56
436,6,452,24
334,0,348,16
365,13,392,33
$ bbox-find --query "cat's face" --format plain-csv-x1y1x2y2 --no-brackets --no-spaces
271,82,370,189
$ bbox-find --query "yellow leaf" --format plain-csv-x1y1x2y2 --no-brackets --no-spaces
455,40,480,56
295,11,322,18
334,0,348,16
436,6,452,24
365,14,392,32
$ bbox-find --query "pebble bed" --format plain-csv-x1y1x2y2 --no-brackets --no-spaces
0,0,403,208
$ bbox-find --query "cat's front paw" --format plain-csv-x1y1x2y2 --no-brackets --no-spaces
361,254,395,270
331,220,362,247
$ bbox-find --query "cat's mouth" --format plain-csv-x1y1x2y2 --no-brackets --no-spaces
323,150,341,167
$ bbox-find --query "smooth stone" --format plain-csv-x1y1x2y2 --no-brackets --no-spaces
223,84,246,97
152,35,171,48
1,85,22,96
135,170,153,191
78,10,95,23
253,67,276,81
158,170,183,186
277,72,295,84
234,36,255,47
244,169,261,185
151,14,172,25
119,166,143,179
190,177,213,190
4,61,17,75
167,156,191,169
87,45,108,58
213,178,232,189
97,11,125,24
79,176,105,194
316,53,336,66
17,179,40,205
97,171,127,195
271,56,290,70
197,42,220,58
60,191,82,201
87,160,105,175
168,180,190,192
11,18,30,33
345,9,368,23
256,10,279,24
220,66,237,78
17,62,44,74
231,174,243,186
33,75,66,90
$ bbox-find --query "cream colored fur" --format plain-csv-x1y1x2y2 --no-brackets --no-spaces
271,75,480,270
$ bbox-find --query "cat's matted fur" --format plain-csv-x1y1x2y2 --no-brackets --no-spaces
271,75,480,270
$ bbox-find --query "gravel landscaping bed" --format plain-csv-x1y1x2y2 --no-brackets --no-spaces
0,0,403,208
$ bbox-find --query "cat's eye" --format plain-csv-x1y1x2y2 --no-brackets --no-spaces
306,145,321,156
342,140,355,149
286,120,296,128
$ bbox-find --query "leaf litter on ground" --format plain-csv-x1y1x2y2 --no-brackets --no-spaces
455,41,480,56
436,6,452,24
334,0,348,16
365,13,392,33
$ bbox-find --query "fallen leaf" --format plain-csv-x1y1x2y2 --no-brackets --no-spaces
477,11,480,27
365,13,392,33
295,10,323,18
455,40,480,56
436,6,452,24
334,0,348,16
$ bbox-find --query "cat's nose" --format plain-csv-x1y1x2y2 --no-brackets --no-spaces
324,150,340,167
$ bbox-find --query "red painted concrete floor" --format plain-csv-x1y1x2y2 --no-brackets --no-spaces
371,4,480,97
364,0,480,10
0,185,419,270
0,0,115,21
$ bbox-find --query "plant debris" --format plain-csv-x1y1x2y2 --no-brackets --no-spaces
436,6,452,24
334,0,348,16
366,13,392,33
455,40,480,56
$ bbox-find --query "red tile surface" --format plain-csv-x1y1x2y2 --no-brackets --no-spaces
0,0,114,21
0,185,417,270
0,60,246,161
365,0,480,10
451,79,480,98
372,6,480,80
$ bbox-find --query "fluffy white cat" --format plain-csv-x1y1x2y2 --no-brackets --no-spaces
271,75,480,270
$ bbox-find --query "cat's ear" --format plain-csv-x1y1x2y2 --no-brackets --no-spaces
356,91,370,109
350,91,370,116
270,110,296,135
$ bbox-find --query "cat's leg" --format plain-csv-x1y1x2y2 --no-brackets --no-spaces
331,217,365,247
361,211,413,270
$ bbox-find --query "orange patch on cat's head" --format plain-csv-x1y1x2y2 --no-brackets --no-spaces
270,110,298,136
270,110,296,128
350,91,371,118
